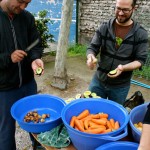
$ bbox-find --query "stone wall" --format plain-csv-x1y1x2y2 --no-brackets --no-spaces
78,0,150,44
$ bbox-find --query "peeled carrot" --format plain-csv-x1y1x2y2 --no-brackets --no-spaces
106,120,113,129
114,121,120,130
99,113,108,119
85,128,104,134
74,125,79,130
89,120,102,127
91,114,100,119
110,118,115,129
74,119,85,132
84,119,89,130
100,118,108,121
81,115,91,121
70,116,76,128
90,124,106,130
91,119,107,126
80,120,84,129
77,109,90,120
102,128,112,134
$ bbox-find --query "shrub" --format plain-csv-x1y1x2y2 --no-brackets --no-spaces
34,10,54,48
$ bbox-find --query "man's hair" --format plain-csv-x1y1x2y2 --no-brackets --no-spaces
132,0,137,7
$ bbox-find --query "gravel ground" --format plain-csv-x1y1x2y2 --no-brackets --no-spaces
15,123,32,150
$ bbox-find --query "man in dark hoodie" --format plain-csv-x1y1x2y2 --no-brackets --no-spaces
0,0,44,149
86,0,148,104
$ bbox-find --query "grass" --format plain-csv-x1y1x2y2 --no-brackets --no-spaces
48,43,87,57
133,65,150,80
67,44,87,56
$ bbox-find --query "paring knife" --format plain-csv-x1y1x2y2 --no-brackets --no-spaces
25,38,40,52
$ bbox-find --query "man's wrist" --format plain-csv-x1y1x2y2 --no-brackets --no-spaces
87,53,94,59
117,64,124,72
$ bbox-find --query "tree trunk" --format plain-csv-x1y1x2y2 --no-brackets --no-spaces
51,0,74,90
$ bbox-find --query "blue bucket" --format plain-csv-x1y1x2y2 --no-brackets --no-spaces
129,103,149,142
96,141,139,150
61,98,129,150
11,94,66,133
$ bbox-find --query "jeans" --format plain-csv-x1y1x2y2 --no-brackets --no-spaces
0,79,37,150
89,74,130,105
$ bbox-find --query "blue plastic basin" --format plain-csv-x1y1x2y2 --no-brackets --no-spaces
61,98,129,150
96,141,139,150
129,103,149,142
11,94,66,133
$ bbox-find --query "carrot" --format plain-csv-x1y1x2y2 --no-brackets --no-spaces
89,120,98,127
81,115,92,121
80,120,84,129
110,118,115,129
114,121,120,130
102,129,112,134
100,118,108,121
84,119,90,130
91,119,107,126
74,119,85,132
77,109,90,120
99,113,108,119
85,128,105,134
106,120,113,129
74,125,79,130
91,114,100,119
90,124,106,130
70,116,76,128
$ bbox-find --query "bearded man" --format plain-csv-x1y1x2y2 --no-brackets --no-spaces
86,0,148,104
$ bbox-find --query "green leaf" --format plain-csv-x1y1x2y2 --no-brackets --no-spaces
116,37,123,46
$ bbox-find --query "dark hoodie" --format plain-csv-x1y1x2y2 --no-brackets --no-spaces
87,18,148,87
0,8,43,90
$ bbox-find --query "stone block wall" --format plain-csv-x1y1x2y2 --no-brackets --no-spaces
78,0,150,45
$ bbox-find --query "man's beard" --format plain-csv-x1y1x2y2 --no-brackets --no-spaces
116,12,133,24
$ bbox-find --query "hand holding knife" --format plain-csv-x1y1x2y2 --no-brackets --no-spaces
11,38,40,63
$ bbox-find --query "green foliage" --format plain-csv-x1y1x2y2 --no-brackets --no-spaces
133,65,150,80
34,10,54,48
67,44,87,56
48,51,56,56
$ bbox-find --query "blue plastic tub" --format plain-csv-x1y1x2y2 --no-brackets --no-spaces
11,94,66,133
61,98,129,150
129,103,149,142
96,141,139,150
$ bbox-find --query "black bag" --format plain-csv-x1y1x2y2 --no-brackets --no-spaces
123,91,145,112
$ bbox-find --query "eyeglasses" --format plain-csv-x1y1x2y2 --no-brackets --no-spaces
114,7,133,14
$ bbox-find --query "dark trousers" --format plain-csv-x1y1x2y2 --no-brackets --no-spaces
0,79,37,150
89,73,130,105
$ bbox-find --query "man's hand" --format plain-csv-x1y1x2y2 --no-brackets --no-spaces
31,59,44,75
11,50,27,63
87,54,97,70
107,64,124,78
108,61,142,78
